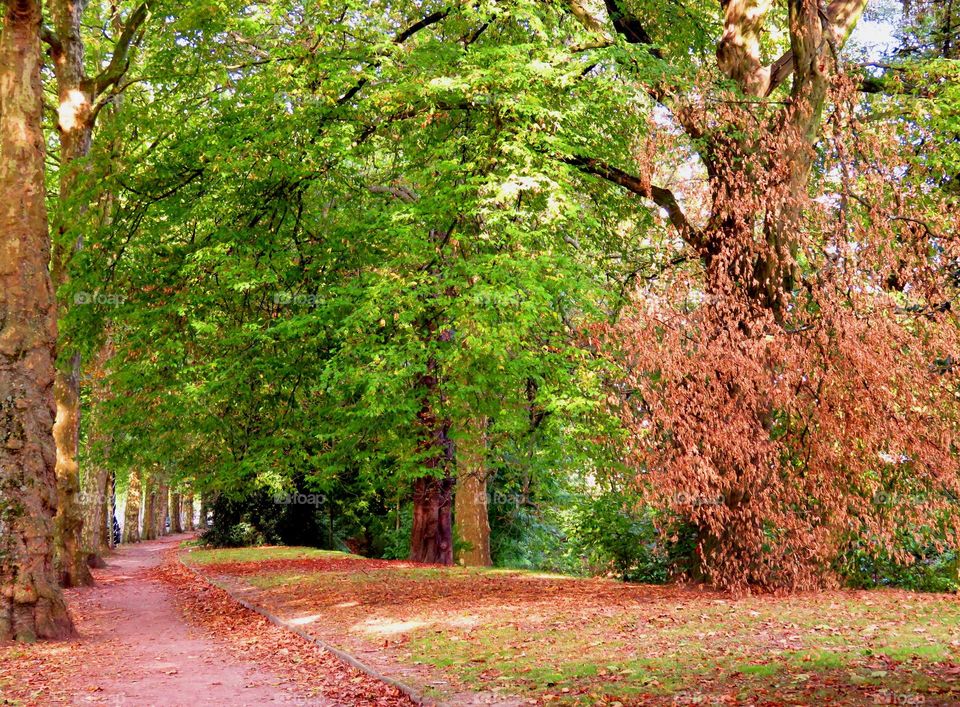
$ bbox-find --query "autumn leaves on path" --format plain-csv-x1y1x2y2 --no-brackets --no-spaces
0,536,411,706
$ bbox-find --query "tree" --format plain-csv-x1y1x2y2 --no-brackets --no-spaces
44,0,149,586
576,0,960,588
0,0,74,641
122,469,141,543
169,491,182,533
72,1,619,566
454,418,492,566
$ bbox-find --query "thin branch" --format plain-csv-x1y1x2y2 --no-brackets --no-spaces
368,184,420,202
336,8,451,106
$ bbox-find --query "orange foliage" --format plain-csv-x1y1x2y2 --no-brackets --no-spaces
602,81,960,591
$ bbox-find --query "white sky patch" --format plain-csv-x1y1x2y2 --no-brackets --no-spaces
58,89,89,132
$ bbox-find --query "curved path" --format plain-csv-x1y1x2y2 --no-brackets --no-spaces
63,534,323,706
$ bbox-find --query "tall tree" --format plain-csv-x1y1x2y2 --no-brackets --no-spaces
0,0,74,641
454,418,492,566
575,0,960,588
44,0,149,585
121,469,141,543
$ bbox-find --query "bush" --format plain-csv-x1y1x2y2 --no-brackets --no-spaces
568,493,673,583
380,504,413,560
839,538,959,593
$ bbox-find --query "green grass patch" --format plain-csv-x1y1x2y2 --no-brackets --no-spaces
786,649,847,670
183,545,356,565
736,662,781,677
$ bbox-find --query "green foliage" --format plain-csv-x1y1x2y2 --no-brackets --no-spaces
566,493,673,583
59,0,960,591
380,505,414,561
840,541,960,594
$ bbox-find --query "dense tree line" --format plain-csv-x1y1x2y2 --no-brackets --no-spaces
1,0,958,639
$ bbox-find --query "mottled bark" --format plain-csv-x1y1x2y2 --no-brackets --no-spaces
141,476,156,541
81,462,110,558
454,418,492,566
47,0,96,589
182,494,194,531
52,354,91,585
717,0,776,96
122,470,141,543
170,492,182,533
155,482,168,537
0,0,75,641
105,470,115,549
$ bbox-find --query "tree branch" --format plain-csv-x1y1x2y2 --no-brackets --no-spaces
40,24,62,54
602,0,662,57
92,2,150,95
564,155,705,253
763,0,867,96
337,8,451,106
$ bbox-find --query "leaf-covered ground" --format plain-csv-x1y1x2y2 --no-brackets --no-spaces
0,537,412,706
186,546,960,706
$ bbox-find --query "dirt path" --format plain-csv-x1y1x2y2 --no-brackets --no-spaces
53,534,316,706
68,534,310,705
1,535,414,706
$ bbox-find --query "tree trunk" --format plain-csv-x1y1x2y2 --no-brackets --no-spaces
409,225,456,565
199,494,209,530
105,470,116,550
0,0,75,641
411,476,455,564
81,462,110,560
454,418,492,566
141,477,156,541
409,345,454,564
182,494,194,531
155,482,169,537
52,357,92,586
48,0,97,590
170,492,182,533
122,470,141,543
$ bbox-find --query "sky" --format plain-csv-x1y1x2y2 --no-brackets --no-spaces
847,0,904,60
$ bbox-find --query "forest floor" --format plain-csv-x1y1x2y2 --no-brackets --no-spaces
0,536,410,706
185,545,960,706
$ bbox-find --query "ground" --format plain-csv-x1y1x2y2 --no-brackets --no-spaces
185,546,960,706
0,536,409,706
3,540,960,706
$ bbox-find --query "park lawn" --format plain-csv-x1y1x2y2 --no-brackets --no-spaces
182,546,960,705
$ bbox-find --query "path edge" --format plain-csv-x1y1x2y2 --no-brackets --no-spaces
177,550,443,707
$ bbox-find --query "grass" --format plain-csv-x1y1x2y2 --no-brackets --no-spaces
185,545,960,705
183,545,357,565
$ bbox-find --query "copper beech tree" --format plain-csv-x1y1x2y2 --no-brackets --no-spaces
567,0,960,589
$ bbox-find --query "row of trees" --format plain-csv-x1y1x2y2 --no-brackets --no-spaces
2,0,959,639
